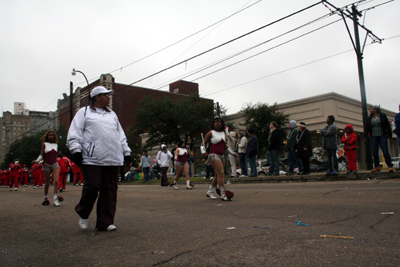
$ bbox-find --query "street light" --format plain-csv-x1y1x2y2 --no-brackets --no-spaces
71,68,90,101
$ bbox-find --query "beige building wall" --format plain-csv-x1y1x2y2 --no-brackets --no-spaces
225,92,399,170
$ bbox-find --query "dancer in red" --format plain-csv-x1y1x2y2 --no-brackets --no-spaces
72,162,84,186
3,169,10,188
35,130,62,207
57,152,72,192
9,159,21,191
20,165,29,187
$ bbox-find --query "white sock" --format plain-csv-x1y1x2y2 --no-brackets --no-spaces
186,180,190,185
44,194,48,200
54,194,58,199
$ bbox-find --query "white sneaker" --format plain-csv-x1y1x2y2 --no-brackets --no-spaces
80,183,84,186
79,217,88,229
15,188,18,191
10,188,12,191
107,225,117,231
39,186,42,189
53,195,60,207
220,186,228,201
173,184,178,190
206,185,217,199
186,183,193,190
239,175,246,178
34,186,36,189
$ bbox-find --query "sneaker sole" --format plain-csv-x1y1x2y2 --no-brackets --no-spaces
206,194,217,200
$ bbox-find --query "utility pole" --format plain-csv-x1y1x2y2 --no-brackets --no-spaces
351,5,373,170
323,1,382,170
70,81,73,125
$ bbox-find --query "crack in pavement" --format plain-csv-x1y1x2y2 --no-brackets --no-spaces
315,214,359,225
151,232,269,266
323,189,342,197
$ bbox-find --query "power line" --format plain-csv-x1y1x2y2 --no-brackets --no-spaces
153,12,336,90
202,34,400,97
38,0,263,111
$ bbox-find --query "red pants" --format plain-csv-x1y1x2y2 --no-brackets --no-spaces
21,174,28,186
9,173,19,189
59,173,67,189
346,149,357,171
33,174,42,186
74,172,83,184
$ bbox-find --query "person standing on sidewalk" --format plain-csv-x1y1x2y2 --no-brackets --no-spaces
140,151,151,182
363,105,394,172
225,128,237,178
246,128,259,177
341,124,358,174
157,144,173,186
67,86,131,231
321,115,338,175
268,121,280,176
295,122,312,175
286,120,303,175
393,104,400,168
238,130,248,177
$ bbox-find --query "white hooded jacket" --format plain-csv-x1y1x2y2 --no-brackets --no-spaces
67,105,131,166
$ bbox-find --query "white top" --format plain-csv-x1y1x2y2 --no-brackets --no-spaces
177,148,187,156
67,106,131,166
156,150,173,167
44,142,58,153
210,130,225,144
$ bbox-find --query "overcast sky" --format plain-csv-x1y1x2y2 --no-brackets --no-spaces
1,0,399,117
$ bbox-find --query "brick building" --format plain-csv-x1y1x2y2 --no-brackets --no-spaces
57,74,210,132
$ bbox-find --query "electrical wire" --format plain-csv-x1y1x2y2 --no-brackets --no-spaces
39,0,263,111
153,12,336,90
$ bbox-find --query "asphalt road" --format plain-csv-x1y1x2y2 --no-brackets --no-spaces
1,179,399,266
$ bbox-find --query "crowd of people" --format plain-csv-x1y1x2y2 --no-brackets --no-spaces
2,84,400,232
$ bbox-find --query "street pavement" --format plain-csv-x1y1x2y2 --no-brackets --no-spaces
1,179,399,266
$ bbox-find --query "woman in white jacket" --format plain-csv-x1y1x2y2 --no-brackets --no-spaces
156,144,173,186
67,86,131,231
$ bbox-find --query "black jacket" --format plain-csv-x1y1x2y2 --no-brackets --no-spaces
268,129,280,151
294,129,312,157
364,112,392,139
246,135,259,158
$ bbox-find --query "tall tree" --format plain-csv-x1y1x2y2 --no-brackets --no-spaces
1,126,71,169
240,102,289,157
128,95,214,150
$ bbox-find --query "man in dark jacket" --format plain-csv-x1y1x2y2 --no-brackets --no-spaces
268,121,280,176
295,122,312,175
246,128,258,177
286,120,303,175
363,105,394,172
321,115,338,175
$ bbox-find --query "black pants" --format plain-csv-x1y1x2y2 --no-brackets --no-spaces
300,156,310,173
161,167,169,185
75,165,119,229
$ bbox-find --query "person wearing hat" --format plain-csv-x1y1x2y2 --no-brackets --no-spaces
9,159,21,191
363,105,394,172
20,164,29,187
294,122,312,175
67,85,132,231
156,144,173,186
246,127,259,177
286,120,303,175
